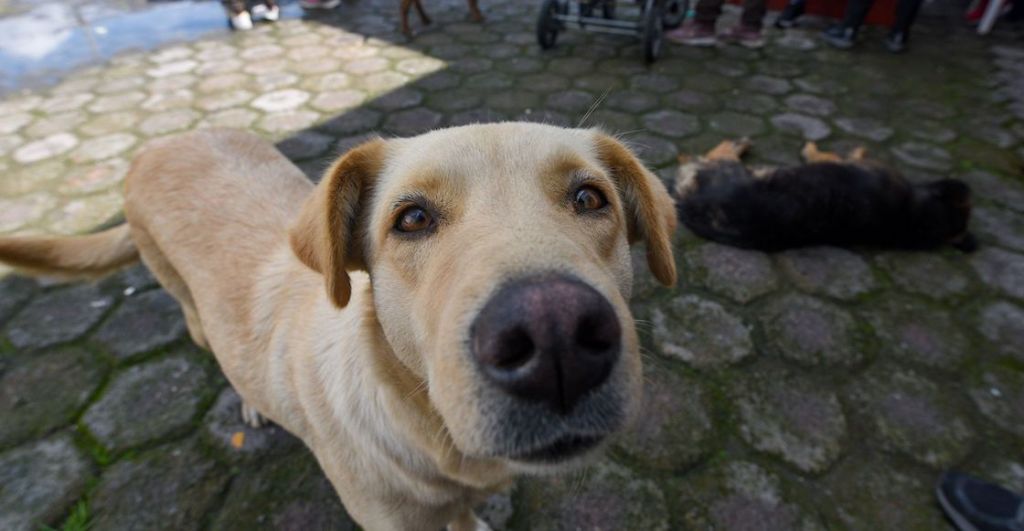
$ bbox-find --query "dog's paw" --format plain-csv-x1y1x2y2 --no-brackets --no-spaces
241,402,267,428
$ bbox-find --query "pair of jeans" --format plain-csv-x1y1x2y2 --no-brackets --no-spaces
841,0,924,35
695,0,767,29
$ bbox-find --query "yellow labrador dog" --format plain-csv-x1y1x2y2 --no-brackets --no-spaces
0,123,676,530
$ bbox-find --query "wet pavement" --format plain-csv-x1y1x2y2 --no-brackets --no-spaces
0,0,1023,529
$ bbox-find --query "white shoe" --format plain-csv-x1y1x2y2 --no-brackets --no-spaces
230,10,253,30
251,4,279,21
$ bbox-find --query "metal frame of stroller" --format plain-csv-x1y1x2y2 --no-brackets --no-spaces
537,0,689,63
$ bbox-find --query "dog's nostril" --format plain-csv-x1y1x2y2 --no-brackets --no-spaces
495,326,534,370
575,313,615,354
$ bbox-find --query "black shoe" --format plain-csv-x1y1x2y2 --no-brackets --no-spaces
884,31,908,53
936,471,1024,531
822,25,856,49
774,1,805,28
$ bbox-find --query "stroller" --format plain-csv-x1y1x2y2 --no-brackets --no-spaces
537,0,689,63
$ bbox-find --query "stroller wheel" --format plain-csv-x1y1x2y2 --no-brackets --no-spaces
642,0,663,63
537,0,562,49
663,0,688,28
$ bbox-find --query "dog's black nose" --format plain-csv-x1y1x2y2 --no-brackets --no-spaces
470,275,621,415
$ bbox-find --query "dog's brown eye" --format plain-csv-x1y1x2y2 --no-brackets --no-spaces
396,206,433,233
572,186,607,213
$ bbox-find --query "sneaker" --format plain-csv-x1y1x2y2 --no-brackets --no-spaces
774,1,805,28
251,4,280,22
229,10,254,30
884,31,907,53
721,24,765,48
821,25,856,49
300,0,341,9
665,21,718,46
936,471,1024,531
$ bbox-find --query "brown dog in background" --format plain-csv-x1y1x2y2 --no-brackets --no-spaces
400,0,483,37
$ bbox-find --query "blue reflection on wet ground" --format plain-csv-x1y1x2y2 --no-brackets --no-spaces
0,0,303,94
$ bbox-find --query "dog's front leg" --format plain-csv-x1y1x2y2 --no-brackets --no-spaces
447,510,490,531
240,401,267,428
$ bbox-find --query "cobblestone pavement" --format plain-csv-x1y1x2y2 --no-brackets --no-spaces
1,0,1023,529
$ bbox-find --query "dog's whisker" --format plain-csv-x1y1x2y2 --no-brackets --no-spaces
576,87,612,128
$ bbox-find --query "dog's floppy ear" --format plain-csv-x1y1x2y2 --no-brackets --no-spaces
290,138,386,308
593,132,678,287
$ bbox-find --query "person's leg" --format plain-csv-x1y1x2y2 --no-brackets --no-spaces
721,0,767,47
694,0,726,26
890,0,924,36
667,0,720,45
775,0,806,28
740,0,768,28
840,0,876,28
222,0,246,14
822,0,874,48
222,0,253,30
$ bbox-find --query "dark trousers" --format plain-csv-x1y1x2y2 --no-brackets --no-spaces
841,0,924,34
695,0,767,29
222,0,276,14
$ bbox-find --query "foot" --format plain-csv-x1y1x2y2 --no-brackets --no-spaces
265,5,281,21
774,2,805,28
936,471,1024,531
250,4,279,22
705,138,751,161
665,21,718,46
300,0,341,9
822,25,856,49
721,24,765,48
241,402,267,428
801,141,843,163
229,10,253,31
884,31,907,53
847,146,867,161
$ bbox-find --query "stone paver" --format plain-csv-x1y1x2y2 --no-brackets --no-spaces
0,347,106,448
0,3,1021,528
684,243,780,303
671,460,826,530
652,294,754,369
4,283,114,350
846,364,976,467
758,293,869,367
210,450,354,531
776,247,876,300
0,435,93,531
90,439,228,531
92,289,187,360
520,460,670,531
733,368,847,473
82,354,211,452
616,363,715,470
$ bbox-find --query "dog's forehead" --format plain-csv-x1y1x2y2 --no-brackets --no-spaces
380,123,601,187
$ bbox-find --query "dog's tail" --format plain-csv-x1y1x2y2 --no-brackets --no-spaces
0,224,139,279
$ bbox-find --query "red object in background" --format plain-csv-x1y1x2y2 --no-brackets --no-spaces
729,0,898,26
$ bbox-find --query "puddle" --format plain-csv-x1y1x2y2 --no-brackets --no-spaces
0,0,304,94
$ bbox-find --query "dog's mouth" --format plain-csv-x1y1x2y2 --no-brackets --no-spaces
507,434,603,463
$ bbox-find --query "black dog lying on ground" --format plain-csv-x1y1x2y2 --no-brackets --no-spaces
673,140,976,252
